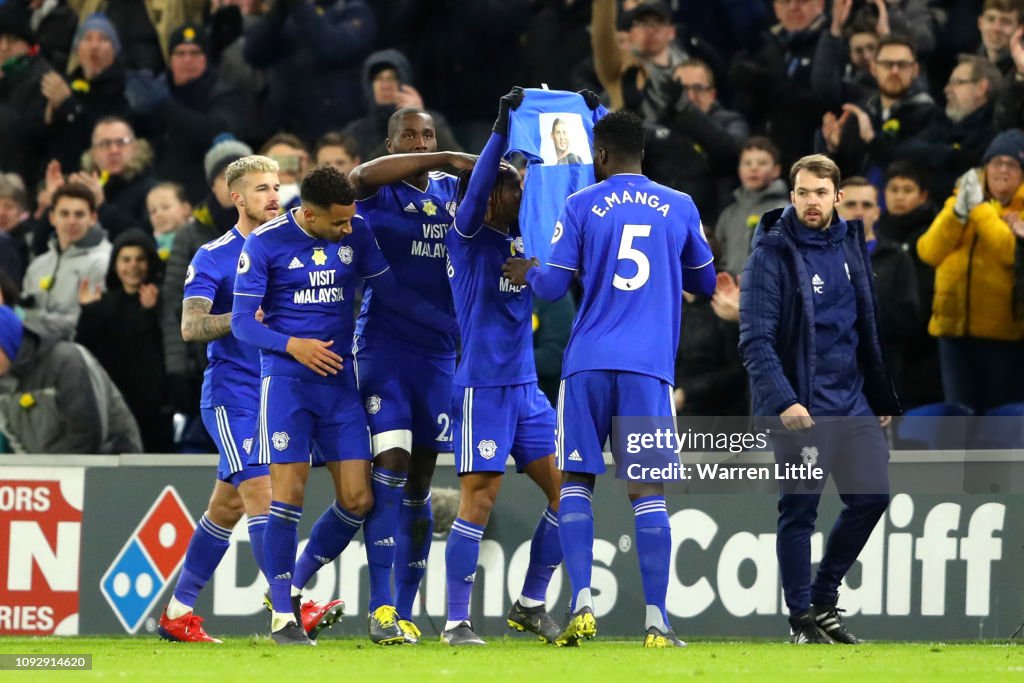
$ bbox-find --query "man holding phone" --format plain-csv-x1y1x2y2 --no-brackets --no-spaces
343,49,462,162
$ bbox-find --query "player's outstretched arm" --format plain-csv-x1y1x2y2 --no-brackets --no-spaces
503,257,574,302
349,152,477,200
452,87,525,239
452,134,506,239
181,297,233,343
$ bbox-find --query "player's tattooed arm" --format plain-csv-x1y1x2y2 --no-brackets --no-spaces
181,297,233,342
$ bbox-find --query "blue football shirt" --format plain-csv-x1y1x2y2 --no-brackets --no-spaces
234,208,390,384
183,227,260,409
355,172,459,355
506,88,607,264
549,174,714,384
445,223,536,388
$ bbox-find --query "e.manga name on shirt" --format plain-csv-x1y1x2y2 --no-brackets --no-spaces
411,223,447,258
293,270,344,304
591,189,671,218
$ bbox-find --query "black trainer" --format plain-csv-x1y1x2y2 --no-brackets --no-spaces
441,621,486,646
813,604,862,644
788,611,831,644
271,621,316,646
507,600,561,643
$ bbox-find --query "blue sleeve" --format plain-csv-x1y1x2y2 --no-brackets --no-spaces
681,206,716,297
546,203,582,271
526,263,574,301
452,131,506,240
352,215,390,279
233,235,267,297
231,236,290,353
737,247,799,415
182,249,217,302
683,262,717,297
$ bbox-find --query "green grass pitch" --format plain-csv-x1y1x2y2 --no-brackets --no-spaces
0,636,1020,682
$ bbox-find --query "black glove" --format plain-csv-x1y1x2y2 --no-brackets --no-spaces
493,86,525,136
578,89,601,110
661,77,685,111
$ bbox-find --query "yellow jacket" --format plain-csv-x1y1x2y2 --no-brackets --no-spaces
917,180,1024,341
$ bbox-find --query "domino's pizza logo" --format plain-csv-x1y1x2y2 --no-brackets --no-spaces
100,487,196,633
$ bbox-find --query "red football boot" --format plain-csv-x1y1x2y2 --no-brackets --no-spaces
300,598,346,640
158,608,222,643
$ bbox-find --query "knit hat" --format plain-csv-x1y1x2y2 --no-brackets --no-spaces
204,136,253,185
0,305,23,367
982,129,1024,168
72,13,121,56
628,0,672,26
0,1,34,45
168,23,207,55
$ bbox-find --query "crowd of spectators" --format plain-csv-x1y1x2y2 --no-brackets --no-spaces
3,0,1024,452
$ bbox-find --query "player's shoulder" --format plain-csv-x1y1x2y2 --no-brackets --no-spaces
351,212,370,233
428,172,460,199
199,229,239,253
428,170,457,182
663,184,697,207
564,181,606,214
641,179,697,210
250,211,293,241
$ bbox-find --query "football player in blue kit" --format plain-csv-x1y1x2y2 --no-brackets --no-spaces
504,111,717,647
231,166,455,646
344,107,475,643
439,88,564,647
158,156,343,643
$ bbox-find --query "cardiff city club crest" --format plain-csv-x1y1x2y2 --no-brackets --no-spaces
800,446,819,467
338,245,353,264
477,439,497,460
366,395,381,414
273,431,290,451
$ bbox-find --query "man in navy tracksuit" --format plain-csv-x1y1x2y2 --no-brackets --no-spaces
739,154,900,644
